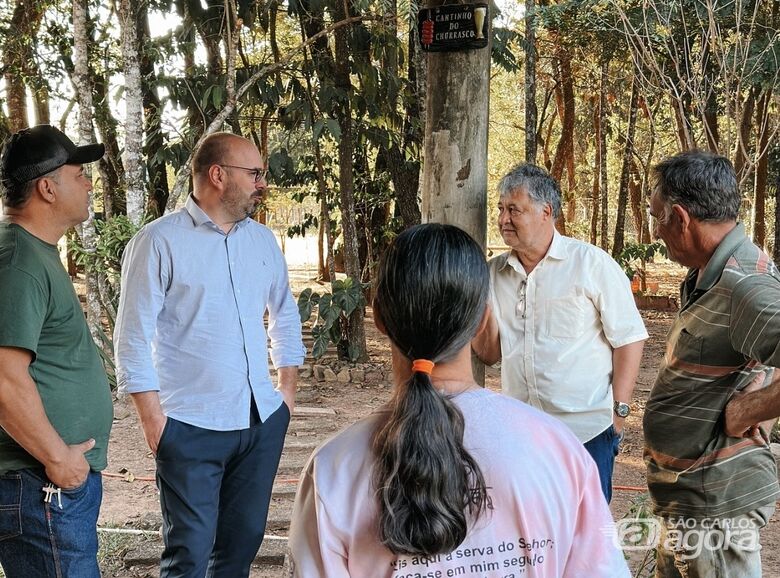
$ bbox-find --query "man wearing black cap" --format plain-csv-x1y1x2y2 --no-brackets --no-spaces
0,125,113,577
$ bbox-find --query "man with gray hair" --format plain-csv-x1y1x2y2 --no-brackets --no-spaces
644,150,779,577
473,163,647,502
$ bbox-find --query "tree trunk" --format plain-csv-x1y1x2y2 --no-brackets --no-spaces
613,75,639,258
700,36,720,153
734,86,758,188
598,60,609,251
590,95,600,246
2,0,47,131
333,1,367,362
177,0,203,144
138,10,169,218
524,0,537,164
119,0,145,225
671,94,696,151
769,0,778,262
314,143,336,283
296,14,332,281
92,71,124,218
774,173,780,264
421,5,490,243
753,89,771,249
72,0,103,350
629,155,649,244
29,59,50,125
383,12,422,229
703,100,720,153
550,42,575,234
184,0,224,78
420,0,491,384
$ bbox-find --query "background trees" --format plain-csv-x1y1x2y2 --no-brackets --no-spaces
0,0,778,361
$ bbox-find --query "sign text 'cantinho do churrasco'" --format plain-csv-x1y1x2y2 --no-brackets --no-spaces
418,3,489,52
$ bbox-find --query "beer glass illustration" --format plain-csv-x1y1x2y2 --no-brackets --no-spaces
474,6,487,39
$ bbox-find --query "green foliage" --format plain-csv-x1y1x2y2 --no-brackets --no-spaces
298,278,367,361
70,216,142,286
69,216,143,389
615,241,667,280
620,493,658,578
492,27,522,73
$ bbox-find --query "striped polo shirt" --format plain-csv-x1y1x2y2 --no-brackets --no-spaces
644,224,780,519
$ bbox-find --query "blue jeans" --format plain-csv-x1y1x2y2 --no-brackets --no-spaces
583,424,621,503
156,401,290,578
0,468,102,578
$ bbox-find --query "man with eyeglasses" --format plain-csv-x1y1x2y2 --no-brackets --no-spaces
114,132,304,578
644,151,778,577
472,163,647,503
0,125,112,577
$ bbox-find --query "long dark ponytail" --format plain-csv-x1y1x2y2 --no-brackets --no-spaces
372,223,490,556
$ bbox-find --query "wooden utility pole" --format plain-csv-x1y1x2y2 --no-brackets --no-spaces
420,1,491,382
420,3,491,247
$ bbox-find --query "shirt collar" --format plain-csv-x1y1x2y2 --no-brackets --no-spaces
498,229,566,273
547,229,567,260
696,222,747,291
183,195,247,234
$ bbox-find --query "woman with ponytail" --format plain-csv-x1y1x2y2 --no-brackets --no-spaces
289,224,629,577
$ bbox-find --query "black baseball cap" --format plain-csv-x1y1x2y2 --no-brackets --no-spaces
0,125,105,186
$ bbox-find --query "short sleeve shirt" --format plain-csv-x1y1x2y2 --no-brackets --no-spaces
0,223,113,473
644,224,780,519
489,233,648,442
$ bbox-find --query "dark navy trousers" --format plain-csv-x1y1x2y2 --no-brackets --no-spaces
583,424,622,503
156,401,290,578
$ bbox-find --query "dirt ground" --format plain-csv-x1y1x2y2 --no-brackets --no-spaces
95,261,780,577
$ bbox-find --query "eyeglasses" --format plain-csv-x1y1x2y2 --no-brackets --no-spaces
516,280,527,319
220,164,268,183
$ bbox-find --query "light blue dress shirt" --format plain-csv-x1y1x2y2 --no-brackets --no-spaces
114,196,305,430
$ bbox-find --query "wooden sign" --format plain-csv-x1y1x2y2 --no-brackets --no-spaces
418,3,489,52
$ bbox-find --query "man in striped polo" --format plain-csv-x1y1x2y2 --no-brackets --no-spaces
644,150,780,578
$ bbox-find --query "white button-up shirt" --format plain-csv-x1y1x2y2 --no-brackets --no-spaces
489,232,648,441
114,196,305,430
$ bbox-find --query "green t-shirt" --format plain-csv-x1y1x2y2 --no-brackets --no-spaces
0,222,113,473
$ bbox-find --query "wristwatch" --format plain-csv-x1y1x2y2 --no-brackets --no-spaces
613,401,631,418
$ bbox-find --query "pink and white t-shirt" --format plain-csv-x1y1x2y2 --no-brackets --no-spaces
289,388,629,578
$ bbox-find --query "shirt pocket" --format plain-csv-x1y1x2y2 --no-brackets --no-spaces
661,328,703,392
545,295,585,339
673,328,703,367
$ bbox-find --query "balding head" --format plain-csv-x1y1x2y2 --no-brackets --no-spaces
192,132,250,180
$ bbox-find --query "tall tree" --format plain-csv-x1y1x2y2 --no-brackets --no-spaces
598,60,609,251
612,73,639,257
332,0,368,361
2,0,49,130
381,9,422,229
138,5,170,217
119,0,145,225
550,40,575,232
752,89,771,248
72,0,102,347
590,96,600,246
525,0,537,164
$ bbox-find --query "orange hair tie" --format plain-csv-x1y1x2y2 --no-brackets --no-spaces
411,359,435,375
